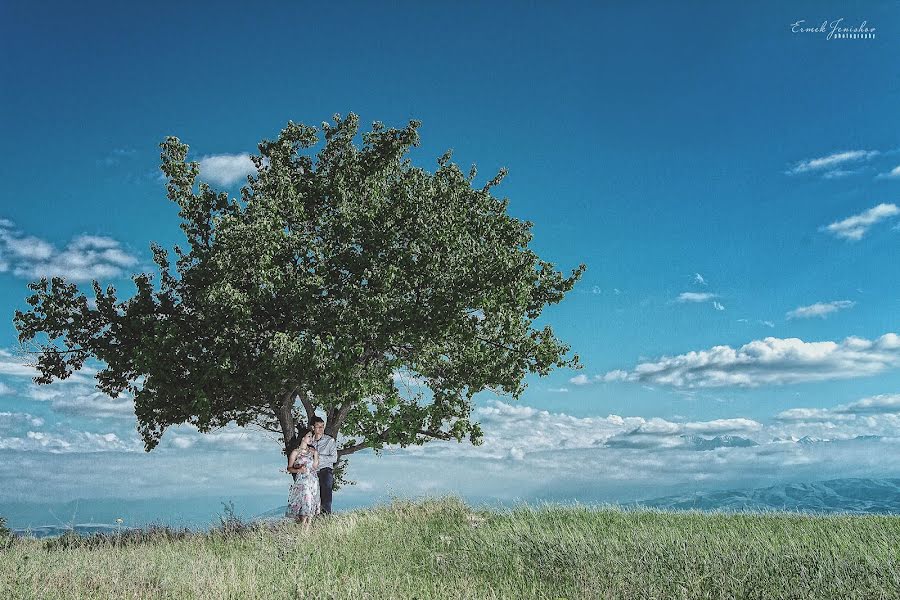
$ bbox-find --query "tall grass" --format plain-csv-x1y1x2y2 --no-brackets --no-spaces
2,498,898,599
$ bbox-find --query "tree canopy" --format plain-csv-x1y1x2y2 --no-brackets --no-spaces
14,113,584,476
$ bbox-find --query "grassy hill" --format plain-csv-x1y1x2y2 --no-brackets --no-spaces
2,497,899,599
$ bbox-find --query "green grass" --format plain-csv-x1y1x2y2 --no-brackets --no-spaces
2,498,899,599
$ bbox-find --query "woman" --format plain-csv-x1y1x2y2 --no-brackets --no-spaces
285,427,321,525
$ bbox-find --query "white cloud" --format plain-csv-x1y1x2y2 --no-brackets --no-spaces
0,349,96,385
0,349,40,378
677,292,717,303
0,429,139,453
411,401,643,459
602,370,629,382
4,395,900,512
547,387,569,393
779,394,900,420
0,222,140,282
0,446,290,512
0,391,275,454
388,401,771,462
392,370,428,388
775,407,848,422
839,393,900,414
822,203,900,241
569,370,627,386
198,153,257,187
786,300,855,320
71,235,124,252
602,333,900,389
4,235,55,260
693,273,707,286
822,168,865,179
684,418,762,434
97,148,137,167
370,397,900,504
162,424,276,452
623,416,762,438
876,165,900,179
712,301,725,311
0,411,45,434
786,150,879,175
771,394,900,441
32,386,136,419
738,319,775,328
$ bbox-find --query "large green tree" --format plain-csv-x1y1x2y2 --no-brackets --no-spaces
14,114,583,478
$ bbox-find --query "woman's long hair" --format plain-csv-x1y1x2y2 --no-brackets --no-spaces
292,427,312,452
286,426,310,455
287,426,311,481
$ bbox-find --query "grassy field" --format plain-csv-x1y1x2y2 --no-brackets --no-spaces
1,497,899,599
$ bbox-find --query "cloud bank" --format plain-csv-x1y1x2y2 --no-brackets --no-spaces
599,333,900,388
3,389,900,517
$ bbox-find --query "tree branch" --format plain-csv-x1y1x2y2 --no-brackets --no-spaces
475,335,534,359
298,390,316,426
275,388,299,447
18,346,89,356
337,440,371,457
336,427,452,457
325,401,353,438
416,429,452,441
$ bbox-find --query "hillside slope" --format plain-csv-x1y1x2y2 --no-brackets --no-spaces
2,498,899,599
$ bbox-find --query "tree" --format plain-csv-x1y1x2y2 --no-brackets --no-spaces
14,114,584,482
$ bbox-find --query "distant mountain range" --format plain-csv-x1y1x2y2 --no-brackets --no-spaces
604,434,760,450
633,478,900,514
680,434,759,450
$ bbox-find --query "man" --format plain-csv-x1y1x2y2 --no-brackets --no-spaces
309,416,337,514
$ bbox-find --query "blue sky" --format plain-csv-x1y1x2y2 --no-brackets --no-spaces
1,1,900,527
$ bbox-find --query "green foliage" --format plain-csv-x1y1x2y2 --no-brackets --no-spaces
13,113,584,467
40,530,82,553
41,525,193,551
3,500,899,599
216,501,251,537
0,516,12,550
331,458,351,490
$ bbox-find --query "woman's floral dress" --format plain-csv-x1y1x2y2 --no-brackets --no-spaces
286,449,320,518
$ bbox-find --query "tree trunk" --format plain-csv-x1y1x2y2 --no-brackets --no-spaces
325,401,352,439
299,391,317,427
276,389,297,452
276,389,299,482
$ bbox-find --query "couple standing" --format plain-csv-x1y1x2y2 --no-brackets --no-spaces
285,416,336,524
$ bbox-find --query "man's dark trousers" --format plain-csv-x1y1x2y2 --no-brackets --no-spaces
318,467,334,514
